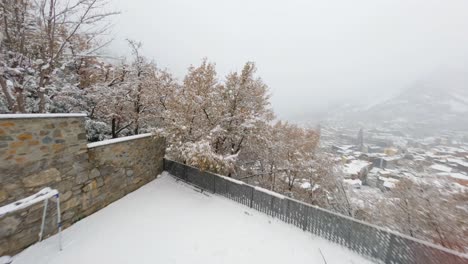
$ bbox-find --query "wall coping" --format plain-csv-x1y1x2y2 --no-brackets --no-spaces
0,113,87,119
87,133,153,149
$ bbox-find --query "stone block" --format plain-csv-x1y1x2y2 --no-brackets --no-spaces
0,121,15,127
0,216,20,237
77,133,87,140
22,168,61,187
82,180,98,192
28,140,40,146
62,210,75,221
61,191,73,202
43,123,55,129
0,136,13,141
89,168,100,179
42,136,53,144
62,197,80,211
10,141,25,148
75,173,88,184
53,129,63,138
56,181,74,193
0,189,7,203
17,133,33,141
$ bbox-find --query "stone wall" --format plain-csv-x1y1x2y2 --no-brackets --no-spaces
0,114,165,256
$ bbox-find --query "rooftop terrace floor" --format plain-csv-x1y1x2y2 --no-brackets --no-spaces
13,172,374,264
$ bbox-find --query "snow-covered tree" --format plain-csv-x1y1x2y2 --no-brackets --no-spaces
374,178,467,252
0,0,117,113
161,60,275,175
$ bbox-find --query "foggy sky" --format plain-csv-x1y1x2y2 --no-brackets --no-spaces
107,0,468,120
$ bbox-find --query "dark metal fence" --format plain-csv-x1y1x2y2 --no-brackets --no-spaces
164,159,468,264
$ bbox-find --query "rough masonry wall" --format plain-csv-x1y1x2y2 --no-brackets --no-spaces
0,115,165,256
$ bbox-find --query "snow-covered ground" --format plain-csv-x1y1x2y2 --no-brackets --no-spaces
13,172,374,264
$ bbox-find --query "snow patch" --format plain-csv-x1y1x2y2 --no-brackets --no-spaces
87,133,153,148
254,186,285,199
430,164,452,173
12,173,372,264
343,160,371,175
0,113,86,119
219,175,245,185
343,179,362,189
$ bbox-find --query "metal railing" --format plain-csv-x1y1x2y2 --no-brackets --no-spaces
164,159,468,264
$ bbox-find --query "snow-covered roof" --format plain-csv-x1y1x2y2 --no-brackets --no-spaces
383,181,397,189
437,172,468,181
12,173,372,264
343,179,362,188
87,133,153,148
430,164,453,173
343,160,371,175
0,113,86,119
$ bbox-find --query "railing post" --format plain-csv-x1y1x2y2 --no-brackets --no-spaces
385,234,396,264
213,175,216,194
249,187,254,208
302,205,309,231
38,199,49,241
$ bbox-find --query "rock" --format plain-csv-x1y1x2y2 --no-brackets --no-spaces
62,210,75,221
56,180,74,193
42,136,53,144
61,191,73,202
82,180,97,192
62,197,80,211
0,189,8,203
132,177,142,184
126,169,134,177
77,133,87,140
22,168,61,187
52,129,62,138
0,217,20,237
89,168,100,179
75,173,88,184
96,178,104,188
72,162,88,174
0,136,13,141
0,121,15,127
16,133,32,141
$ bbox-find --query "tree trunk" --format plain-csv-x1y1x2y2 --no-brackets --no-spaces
112,118,117,138
15,87,25,113
0,76,16,111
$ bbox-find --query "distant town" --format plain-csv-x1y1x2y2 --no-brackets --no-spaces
321,124,468,192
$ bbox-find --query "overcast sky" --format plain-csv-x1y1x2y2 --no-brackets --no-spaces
106,0,468,120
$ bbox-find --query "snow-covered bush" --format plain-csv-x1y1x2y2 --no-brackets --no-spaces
85,119,111,142
181,140,236,175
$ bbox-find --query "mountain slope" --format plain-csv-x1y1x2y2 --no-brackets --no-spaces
327,70,468,134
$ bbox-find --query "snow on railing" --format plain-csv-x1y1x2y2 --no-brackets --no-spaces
0,188,57,217
164,158,468,264
0,187,62,251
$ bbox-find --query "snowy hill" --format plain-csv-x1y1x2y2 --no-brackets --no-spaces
326,70,468,135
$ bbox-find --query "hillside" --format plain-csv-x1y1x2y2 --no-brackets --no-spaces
326,71,468,135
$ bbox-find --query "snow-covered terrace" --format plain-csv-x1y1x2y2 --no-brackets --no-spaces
13,173,373,264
